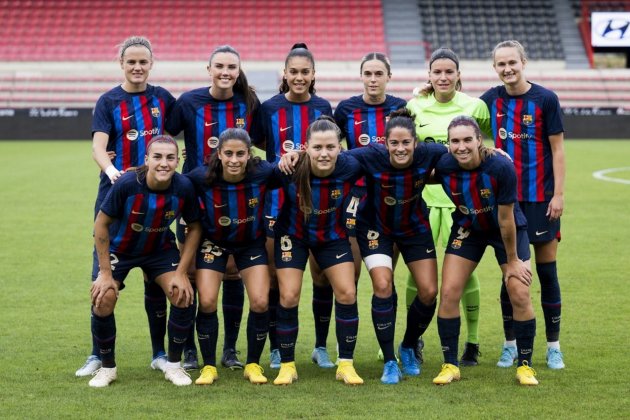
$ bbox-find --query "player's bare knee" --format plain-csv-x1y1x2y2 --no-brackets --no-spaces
198,295,218,313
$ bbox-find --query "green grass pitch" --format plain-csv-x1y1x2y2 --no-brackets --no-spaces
0,140,628,418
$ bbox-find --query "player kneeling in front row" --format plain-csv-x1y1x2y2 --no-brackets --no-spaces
432,116,538,386
88,135,201,387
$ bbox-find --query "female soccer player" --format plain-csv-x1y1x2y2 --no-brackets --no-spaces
481,40,566,370
77,35,176,378
89,135,201,388
406,47,491,366
272,117,363,386
166,45,261,370
183,128,279,385
253,43,334,369
326,52,407,363
432,116,538,386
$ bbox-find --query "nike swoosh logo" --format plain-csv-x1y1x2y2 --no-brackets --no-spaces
205,121,218,126
131,210,145,214
452,192,462,196
214,203,228,208
336,252,348,259
551,318,560,323
535,230,548,236
250,255,262,261
376,325,390,330
496,113,506,117
382,184,395,188
122,115,134,121
354,120,366,125
418,123,429,127
426,249,434,253
280,126,292,132
171,263,179,267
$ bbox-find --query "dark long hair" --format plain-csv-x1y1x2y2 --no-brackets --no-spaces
209,45,259,115
279,43,316,95
293,116,341,219
204,128,260,185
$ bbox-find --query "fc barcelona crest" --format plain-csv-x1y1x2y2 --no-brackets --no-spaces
236,118,245,128
480,188,491,198
330,189,341,199
151,107,160,117
522,114,533,125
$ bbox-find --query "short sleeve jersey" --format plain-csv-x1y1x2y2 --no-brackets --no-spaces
435,153,527,232
480,82,564,202
406,91,491,208
276,153,362,245
166,88,259,173
186,161,281,247
92,85,175,171
100,171,199,256
347,142,446,237
334,94,407,149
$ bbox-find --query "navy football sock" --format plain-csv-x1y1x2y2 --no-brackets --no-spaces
167,304,193,363
437,316,460,366
276,305,299,363
537,262,561,342
196,310,219,367
371,294,396,362
246,310,269,364
222,279,244,350
144,280,167,358
514,318,536,366
402,296,436,348
500,281,516,341
91,310,116,368
268,287,280,350
183,284,198,354
335,301,359,359
312,284,334,348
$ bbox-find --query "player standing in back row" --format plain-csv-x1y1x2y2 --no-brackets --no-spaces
481,40,566,370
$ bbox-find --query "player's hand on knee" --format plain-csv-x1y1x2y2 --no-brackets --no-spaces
91,273,119,308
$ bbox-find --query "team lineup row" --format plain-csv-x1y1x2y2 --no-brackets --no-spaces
78,36,565,388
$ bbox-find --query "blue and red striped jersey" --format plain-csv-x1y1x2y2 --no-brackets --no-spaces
166,88,259,173
276,153,361,245
435,153,527,232
348,142,445,237
92,85,175,171
253,93,333,218
481,83,563,203
334,94,407,149
186,161,281,246
100,171,199,256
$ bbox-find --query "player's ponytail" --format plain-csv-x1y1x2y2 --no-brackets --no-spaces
279,43,316,94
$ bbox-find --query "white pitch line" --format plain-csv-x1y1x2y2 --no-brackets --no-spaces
592,167,630,185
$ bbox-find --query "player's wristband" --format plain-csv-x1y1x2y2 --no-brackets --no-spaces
105,165,120,182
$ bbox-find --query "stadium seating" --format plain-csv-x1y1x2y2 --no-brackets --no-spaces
0,0,386,61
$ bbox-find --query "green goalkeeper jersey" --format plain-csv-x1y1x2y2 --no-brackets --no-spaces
406,91,491,208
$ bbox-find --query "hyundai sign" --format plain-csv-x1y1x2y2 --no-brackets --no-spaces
591,12,630,47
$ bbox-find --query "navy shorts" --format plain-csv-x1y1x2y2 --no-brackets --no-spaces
196,236,268,273
91,247,180,290
274,235,354,271
357,227,436,263
520,201,561,244
445,225,531,265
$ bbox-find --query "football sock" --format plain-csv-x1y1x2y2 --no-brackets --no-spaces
335,301,359,359
277,304,299,363
183,283,198,354
268,287,280,351
91,310,116,368
500,281,516,341
222,279,244,350
144,280,167,358
167,304,193,363
437,316,460,366
246,309,269,364
371,294,396,362
537,261,561,342
514,318,536,367
402,296,436,348
312,284,334,348
461,271,481,344
196,310,219,367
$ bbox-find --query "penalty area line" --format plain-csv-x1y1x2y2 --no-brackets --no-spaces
592,167,630,185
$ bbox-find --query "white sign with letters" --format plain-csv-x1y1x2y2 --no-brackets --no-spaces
591,12,630,47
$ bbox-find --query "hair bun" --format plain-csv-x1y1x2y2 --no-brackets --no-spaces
291,42,308,50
